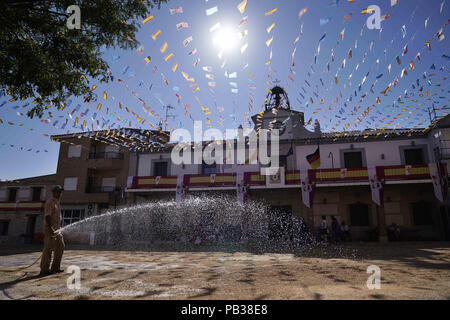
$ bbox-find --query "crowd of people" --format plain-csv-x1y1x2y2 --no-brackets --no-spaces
318,216,352,244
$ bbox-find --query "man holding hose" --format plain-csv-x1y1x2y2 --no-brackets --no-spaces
40,185,65,276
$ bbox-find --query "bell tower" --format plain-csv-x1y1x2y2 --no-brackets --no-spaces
264,84,291,111
251,85,320,141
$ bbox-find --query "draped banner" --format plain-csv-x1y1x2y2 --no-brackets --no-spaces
429,163,448,203
300,169,315,208
368,166,384,206
175,174,187,207
236,172,247,206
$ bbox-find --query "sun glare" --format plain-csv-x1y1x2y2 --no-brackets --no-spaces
212,26,239,53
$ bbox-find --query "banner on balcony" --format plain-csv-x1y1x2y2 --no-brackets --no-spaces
126,176,134,189
236,172,247,206
175,174,187,208
428,163,448,203
300,169,315,208
368,166,384,206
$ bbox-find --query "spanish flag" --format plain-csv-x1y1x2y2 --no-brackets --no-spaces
361,8,375,15
265,7,277,16
306,147,321,169
142,15,154,24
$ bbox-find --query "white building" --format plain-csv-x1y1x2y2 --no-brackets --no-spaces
126,87,450,242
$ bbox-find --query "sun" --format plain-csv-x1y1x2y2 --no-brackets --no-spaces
212,26,239,53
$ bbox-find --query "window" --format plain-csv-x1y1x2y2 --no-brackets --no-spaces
344,152,363,168
8,188,18,202
32,187,42,201
349,204,370,226
0,220,9,236
279,155,288,169
63,177,78,191
62,209,85,227
67,145,81,158
202,162,217,175
412,202,433,226
404,148,424,165
26,216,37,235
105,145,119,153
153,162,168,176
101,178,116,192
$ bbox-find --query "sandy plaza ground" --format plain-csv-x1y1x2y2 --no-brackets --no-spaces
0,242,449,300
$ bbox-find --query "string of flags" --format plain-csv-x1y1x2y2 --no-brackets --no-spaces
1,0,449,155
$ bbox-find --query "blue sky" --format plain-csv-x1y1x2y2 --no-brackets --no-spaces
0,0,449,180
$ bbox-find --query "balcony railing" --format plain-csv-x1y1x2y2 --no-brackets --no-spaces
0,201,45,211
128,164,439,190
88,152,124,160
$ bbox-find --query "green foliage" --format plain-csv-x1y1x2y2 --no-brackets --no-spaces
0,0,168,118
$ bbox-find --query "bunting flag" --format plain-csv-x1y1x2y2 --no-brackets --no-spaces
160,42,168,53
300,169,315,208
306,147,321,169
169,7,183,15
142,15,154,24
368,166,384,206
152,30,161,40
265,8,277,16
299,7,308,19
237,0,248,14
1,1,449,149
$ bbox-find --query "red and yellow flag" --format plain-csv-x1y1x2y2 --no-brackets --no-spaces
142,15,154,24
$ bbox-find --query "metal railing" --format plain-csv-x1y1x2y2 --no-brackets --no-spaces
85,186,121,194
88,152,124,160
129,164,441,189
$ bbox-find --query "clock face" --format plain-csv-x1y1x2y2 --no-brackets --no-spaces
271,121,286,135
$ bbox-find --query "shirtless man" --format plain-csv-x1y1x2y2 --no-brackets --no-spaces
39,185,65,276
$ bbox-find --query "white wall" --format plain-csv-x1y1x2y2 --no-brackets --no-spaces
296,138,431,169
135,137,433,177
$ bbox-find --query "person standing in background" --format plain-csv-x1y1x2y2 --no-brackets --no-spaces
319,216,328,243
40,185,65,276
331,216,341,243
341,221,351,242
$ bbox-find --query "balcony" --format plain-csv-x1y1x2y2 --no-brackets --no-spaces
86,186,121,194
127,164,438,191
89,152,124,160
0,201,45,211
87,152,124,170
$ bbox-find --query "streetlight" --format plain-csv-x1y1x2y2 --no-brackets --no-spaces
328,152,334,169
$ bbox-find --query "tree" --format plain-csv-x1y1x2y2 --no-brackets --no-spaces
0,0,169,118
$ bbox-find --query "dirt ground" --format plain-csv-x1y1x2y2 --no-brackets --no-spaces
0,242,449,300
